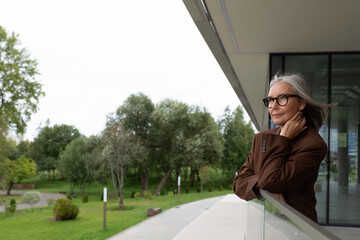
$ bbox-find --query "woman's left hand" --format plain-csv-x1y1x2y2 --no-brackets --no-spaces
280,111,307,139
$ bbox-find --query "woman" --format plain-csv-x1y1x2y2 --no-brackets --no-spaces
233,73,332,223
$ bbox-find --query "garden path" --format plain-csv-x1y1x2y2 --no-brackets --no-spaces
0,190,65,212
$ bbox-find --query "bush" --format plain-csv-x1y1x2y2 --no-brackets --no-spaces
67,194,72,201
144,190,153,200
219,185,224,191
53,198,79,220
5,198,16,214
160,189,165,196
46,198,55,207
185,188,189,193
208,186,213,192
23,191,41,211
131,191,136,198
134,192,140,199
168,192,174,197
82,195,89,203
196,187,201,193
228,184,233,190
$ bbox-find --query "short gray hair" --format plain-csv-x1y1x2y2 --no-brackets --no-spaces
270,73,333,130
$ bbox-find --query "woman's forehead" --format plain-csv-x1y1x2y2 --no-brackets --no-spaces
268,82,294,96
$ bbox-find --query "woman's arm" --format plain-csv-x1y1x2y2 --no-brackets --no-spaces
257,132,327,193
233,136,259,200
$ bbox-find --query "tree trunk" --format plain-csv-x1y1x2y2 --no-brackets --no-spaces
119,165,124,210
154,168,173,195
140,170,149,197
6,181,13,195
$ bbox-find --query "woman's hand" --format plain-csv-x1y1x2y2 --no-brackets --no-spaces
280,111,307,139
272,193,286,203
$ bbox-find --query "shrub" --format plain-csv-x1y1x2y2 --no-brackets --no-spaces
168,192,174,197
53,198,79,220
134,192,140,199
82,195,89,203
208,186,213,192
23,191,41,211
67,194,72,201
228,184,233,190
5,198,16,214
160,189,165,196
131,191,136,198
46,198,55,207
185,188,189,193
196,187,201,193
219,185,224,191
144,190,153,200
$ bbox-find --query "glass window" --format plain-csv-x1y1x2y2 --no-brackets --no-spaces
284,54,329,224
329,54,360,225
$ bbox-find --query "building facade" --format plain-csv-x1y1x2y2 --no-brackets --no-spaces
183,0,360,226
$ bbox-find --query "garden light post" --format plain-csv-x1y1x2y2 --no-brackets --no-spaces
103,187,107,230
178,176,181,203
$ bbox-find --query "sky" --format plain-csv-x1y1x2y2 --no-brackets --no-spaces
0,0,249,141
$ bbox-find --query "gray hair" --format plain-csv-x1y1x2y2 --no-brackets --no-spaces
270,73,334,130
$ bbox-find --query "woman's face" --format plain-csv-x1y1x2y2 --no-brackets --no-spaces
268,82,306,128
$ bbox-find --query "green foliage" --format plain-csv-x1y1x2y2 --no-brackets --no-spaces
219,106,254,184
23,191,41,211
5,198,16,214
5,155,37,194
167,191,174,197
196,187,201,193
185,188,189,193
134,192,140,199
208,186,213,192
219,185,223,191
131,191,136,198
66,194,72,201
30,124,81,180
46,198,55,207
143,190,153,200
0,26,44,134
82,195,89,203
53,198,79,220
228,184,233,190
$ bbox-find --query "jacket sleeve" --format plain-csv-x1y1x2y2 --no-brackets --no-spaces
233,135,259,201
257,133,327,193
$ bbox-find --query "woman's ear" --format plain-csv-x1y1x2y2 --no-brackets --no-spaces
299,100,306,111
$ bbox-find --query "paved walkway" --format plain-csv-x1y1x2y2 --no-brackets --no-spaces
0,190,65,212
107,194,360,240
107,194,247,240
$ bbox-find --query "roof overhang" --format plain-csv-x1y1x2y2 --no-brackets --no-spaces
183,0,360,131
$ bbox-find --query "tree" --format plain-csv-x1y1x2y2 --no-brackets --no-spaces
219,106,254,184
58,136,106,194
116,93,154,196
23,191,41,212
102,114,143,210
5,155,37,195
58,137,89,194
30,124,81,180
0,26,44,134
198,166,211,193
150,99,189,195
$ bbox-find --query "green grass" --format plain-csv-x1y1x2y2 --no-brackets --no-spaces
0,173,233,240
0,190,231,240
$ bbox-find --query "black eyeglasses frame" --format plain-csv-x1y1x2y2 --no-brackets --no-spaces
262,94,300,108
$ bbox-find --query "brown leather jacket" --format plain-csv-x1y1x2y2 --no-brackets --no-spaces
233,126,327,222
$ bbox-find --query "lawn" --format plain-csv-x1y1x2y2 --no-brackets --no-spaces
0,174,233,240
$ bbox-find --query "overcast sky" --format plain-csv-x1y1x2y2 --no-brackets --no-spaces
0,0,248,140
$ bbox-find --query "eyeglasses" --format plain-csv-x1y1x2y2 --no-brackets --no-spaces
262,94,300,108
